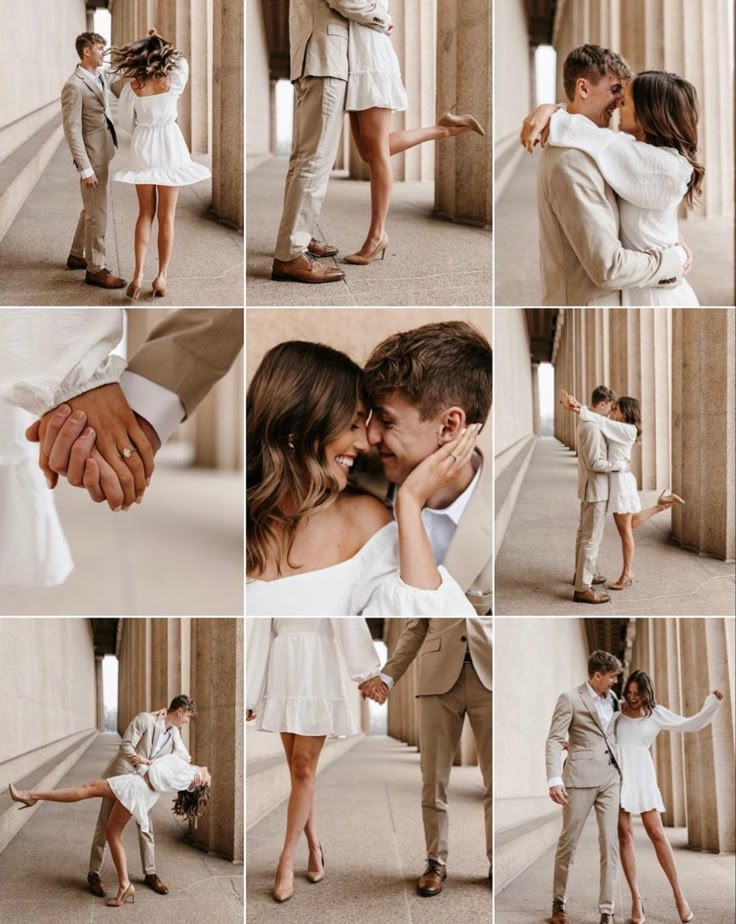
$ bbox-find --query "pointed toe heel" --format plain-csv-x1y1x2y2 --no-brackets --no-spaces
106,883,135,906
344,236,389,265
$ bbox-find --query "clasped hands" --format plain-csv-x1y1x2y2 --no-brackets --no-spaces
359,676,389,705
24,383,160,511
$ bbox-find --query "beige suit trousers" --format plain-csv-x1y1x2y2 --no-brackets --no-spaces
89,789,155,877
70,160,109,274
419,662,491,865
574,499,607,592
553,778,620,914
274,76,347,261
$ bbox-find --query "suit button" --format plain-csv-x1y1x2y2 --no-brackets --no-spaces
461,636,467,642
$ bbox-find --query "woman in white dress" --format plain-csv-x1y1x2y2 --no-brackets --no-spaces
344,2,485,264
246,341,477,616
246,617,383,902
561,390,684,590
110,30,211,299
616,670,723,923
9,753,211,907
529,71,703,305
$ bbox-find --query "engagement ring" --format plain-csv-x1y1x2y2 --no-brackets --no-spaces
120,447,139,459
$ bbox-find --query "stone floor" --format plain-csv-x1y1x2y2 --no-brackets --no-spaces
495,437,736,615
0,142,244,306
246,157,492,307
0,454,244,617
494,152,735,307
495,811,736,923
246,734,490,924
0,733,243,923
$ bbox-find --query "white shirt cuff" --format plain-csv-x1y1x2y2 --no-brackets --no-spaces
120,371,185,445
80,166,95,179
379,672,394,688
548,776,564,789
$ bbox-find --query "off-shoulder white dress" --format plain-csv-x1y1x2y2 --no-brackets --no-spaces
246,618,381,736
346,1,407,112
618,694,721,813
107,753,197,833
548,110,697,305
246,521,475,616
579,405,640,514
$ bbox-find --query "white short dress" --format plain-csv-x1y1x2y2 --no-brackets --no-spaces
346,2,408,112
579,405,641,514
618,694,721,814
548,110,697,306
113,59,211,187
107,753,197,833
246,618,381,737
246,521,475,616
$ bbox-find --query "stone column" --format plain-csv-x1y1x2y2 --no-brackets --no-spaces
434,0,491,227
189,618,244,862
679,619,735,852
211,0,244,230
95,656,105,731
671,309,735,560
192,350,244,470
651,618,687,827
532,363,541,435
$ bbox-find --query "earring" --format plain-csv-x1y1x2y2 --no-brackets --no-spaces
287,434,295,454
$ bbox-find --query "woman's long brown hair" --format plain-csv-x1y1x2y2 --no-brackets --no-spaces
623,670,657,717
615,396,642,441
172,783,210,825
246,341,364,578
632,70,704,208
109,34,182,83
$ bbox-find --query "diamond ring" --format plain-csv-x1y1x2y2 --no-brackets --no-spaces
120,447,139,459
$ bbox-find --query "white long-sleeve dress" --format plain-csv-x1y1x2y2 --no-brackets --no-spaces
107,753,198,833
246,521,475,616
579,405,640,514
548,110,697,306
246,618,382,736
618,694,722,814
346,1,407,112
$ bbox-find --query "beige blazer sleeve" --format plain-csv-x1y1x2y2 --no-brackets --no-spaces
381,618,430,685
326,0,391,30
61,79,91,173
549,148,684,291
119,712,153,760
545,691,573,782
126,309,243,418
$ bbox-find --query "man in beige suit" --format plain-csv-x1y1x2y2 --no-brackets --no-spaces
87,695,196,898
61,32,125,290
361,618,492,896
271,1,392,284
546,651,622,924
570,385,629,604
525,44,688,306
358,321,493,614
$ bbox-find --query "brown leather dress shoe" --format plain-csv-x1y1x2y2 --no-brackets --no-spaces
143,873,169,894
551,899,568,924
271,253,345,284
417,859,446,897
85,268,126,289
573,588,611,604
87,872,106,897
67,254,87,270
572,572,606,585
307,238,338,258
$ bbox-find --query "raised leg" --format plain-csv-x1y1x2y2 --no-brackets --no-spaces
132,184,156,288
631,503,668,531
30,779,113,803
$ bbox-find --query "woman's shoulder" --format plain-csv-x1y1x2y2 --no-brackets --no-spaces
335,492,393,544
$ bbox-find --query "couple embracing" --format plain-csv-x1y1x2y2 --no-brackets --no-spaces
246,321,492,616
246,617,491,903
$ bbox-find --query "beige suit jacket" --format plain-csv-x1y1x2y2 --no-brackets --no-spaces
382,618,492,696
546,683,620,788
537,145,685,306
289,0,391,81
101,711,190,780
126,309,244,419
577,416,617,502
61,66,116,174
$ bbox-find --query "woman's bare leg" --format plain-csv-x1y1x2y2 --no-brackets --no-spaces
29,780,113,803
632,503,669,531
618,808,644,920
352,108,393,257
388,123,467,156
350,112,366,162
641,809,691,919
133,185,156,287
155,185,180,281
274,734,326,893
281,733,322,874
105,799,133,898
613,513,635,582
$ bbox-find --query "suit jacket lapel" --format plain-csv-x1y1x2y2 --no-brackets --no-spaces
76,65,105,104
579,683,607,735
150,719,164,756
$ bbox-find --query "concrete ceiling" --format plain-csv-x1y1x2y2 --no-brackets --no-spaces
261,0,290,81
90,618,119,657
525,308,560,363
87,1,110,9
526,0,557,45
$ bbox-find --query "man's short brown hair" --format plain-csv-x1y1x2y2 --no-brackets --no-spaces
363,321,493,423
75,32,106,60
562,44,632,101
591,385,616,406
588,650,623,677
168,694,197,715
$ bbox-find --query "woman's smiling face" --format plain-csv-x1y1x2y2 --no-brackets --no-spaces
323,400,370,490
626,681,642,709
619,81,642,137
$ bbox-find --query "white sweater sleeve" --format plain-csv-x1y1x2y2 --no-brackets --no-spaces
548,109,692,210
246,618,274,712
652,694,722,733
0,309,126,416
329,618,382,682
579,405,637,447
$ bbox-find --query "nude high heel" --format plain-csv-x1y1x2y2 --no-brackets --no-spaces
608,575,633,591
106,883,135,907
657,489,685,506
273,872,294,903
632,894,646,924
126,282,142,300
8,783,37,809
307,843,325,884
344,236,389,265
438,106,485,136
152,275,168,298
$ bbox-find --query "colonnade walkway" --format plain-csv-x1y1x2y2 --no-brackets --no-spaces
495,812,735,923
495,437,735,615
0,733,243,923
0,140,243,306
246,157,492,307
246,735,490,923
494,152,735,306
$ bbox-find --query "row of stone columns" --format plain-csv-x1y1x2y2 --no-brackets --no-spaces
116,618,244,862
552,0,734,218
628,617,735,853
